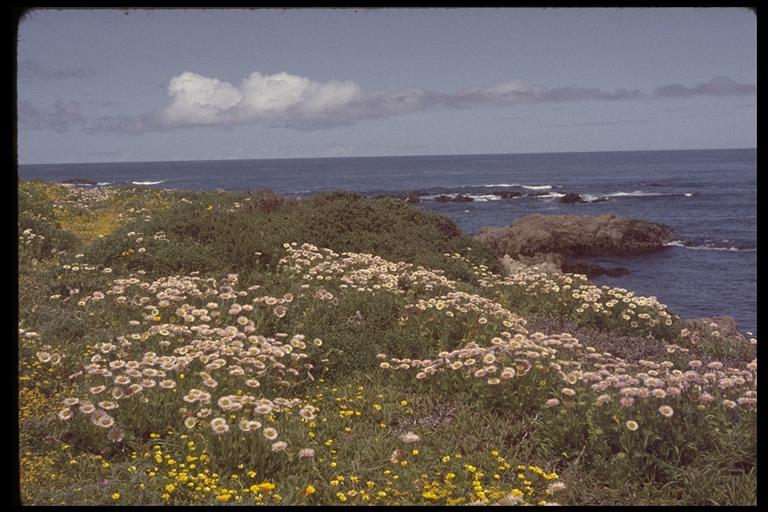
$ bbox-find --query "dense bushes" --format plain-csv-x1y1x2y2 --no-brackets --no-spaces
84,190,501,282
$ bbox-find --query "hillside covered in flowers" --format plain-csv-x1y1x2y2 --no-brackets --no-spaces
17,181,756,505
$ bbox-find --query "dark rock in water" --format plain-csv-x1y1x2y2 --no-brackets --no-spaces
61,178,97,186
475,213,677,258
494,191,523,199
562,261,630,278
526,191,549,197
435,194,474,203
602,266,631,277
559,193,584,204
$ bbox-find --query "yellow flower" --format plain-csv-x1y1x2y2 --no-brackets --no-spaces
165,484,175,492
400,400,408,406
111,493,120,500
305,484,316,495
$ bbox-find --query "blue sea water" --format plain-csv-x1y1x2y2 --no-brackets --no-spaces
19,148,757,335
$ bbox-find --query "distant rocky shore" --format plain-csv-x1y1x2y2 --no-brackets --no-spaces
372,189,603,203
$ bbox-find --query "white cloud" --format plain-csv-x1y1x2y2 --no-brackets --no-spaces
154,71,365,127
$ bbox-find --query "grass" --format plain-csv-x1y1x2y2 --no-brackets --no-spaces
17,181,756,505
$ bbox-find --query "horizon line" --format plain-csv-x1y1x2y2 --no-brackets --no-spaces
18,146,756,167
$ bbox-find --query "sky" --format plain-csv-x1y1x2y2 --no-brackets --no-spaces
16,8,756,164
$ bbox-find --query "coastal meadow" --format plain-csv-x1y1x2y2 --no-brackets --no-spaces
18,181,756,505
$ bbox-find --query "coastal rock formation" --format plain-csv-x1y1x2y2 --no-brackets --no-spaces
559,192,584,204
500,252,563,274
682,316,750,342
435,194,474,203
404,192,422,203
61,178,97,186
493,191,523,199
476,213,676,258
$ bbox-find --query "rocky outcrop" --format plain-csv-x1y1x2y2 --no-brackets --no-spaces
404,192,422,203
493,191,523,199
682,316,751,342
559,193,584,204
476,214,676,258
435,194,474,203
500,252,564,274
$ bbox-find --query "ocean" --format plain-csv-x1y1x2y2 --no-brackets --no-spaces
19,148,757,335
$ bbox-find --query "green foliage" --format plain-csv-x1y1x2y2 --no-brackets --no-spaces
84,190,499,282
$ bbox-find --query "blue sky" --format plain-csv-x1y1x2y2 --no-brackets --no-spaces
17,8,756,164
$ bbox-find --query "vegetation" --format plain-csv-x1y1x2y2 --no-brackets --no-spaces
18,181,756,505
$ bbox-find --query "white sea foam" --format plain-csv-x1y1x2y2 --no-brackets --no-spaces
131,180,166,185
604,190,664,197
467,194,502,201
664,241,755,252
423,193,501,202
97,182,112,186
481,183,520,188
522,185,553,190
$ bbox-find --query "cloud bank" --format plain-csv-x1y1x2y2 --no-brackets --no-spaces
654,76,756,98
18,59,95,80
18,71,756,134
145,72,650,131
18,100,85,132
